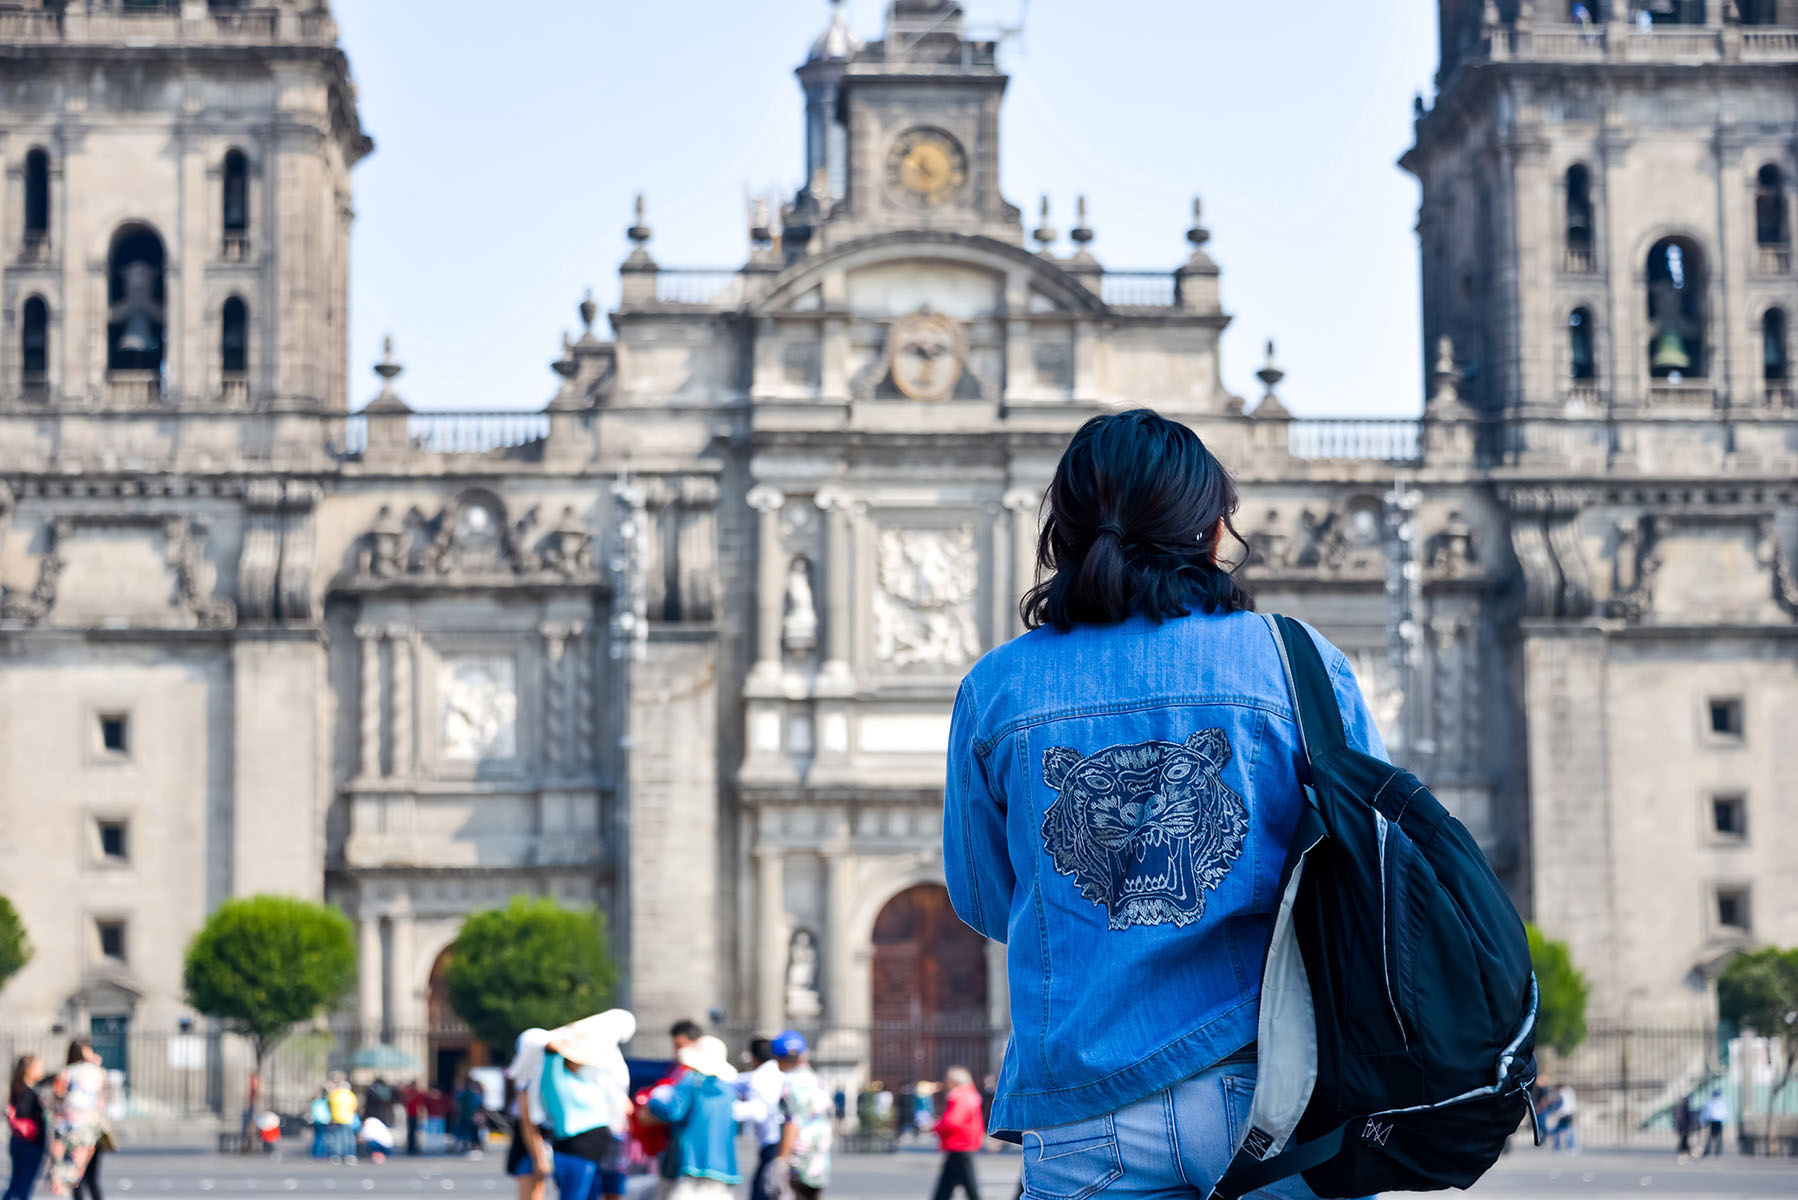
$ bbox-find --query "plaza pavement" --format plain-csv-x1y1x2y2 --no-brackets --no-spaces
81,1143,1798,1200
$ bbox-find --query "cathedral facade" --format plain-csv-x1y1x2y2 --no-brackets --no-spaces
1,0,1795,1089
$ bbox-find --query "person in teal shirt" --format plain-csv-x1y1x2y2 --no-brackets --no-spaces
646,1037,743,1199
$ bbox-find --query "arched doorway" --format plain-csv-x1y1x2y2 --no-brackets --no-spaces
868,883,991,1090
425,947,487,1089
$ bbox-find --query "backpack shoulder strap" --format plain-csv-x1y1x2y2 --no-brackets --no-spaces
1261,613,1346,767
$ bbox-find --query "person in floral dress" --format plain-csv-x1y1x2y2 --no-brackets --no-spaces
773,1033,833,1200
46,1043,105,1197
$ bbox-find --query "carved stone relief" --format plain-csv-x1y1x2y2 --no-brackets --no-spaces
439,655,518,763
352,491,595,586
782,556,818,654
873,525,980,668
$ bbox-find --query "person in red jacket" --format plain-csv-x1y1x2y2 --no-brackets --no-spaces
931,1067,985,1200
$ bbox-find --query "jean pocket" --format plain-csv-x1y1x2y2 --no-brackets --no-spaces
1220,1069,1258,1155
1022,1113,1123,1200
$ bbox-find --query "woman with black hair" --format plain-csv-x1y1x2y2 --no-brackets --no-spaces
944,409,1385,1199
5,1055,47,1200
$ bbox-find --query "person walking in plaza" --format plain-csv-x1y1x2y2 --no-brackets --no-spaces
1701,1086,1730,1157
536,1010,636,1200
6,1055,48,1200
943,409,1387,1199
740,1038,786,1200
326,1074,359,1164
1673,1089,1699,1163
631,1019,700,1199
309,1089,331,1160
772,1032,833,1200
45,1041,106,1198
930,1068,985,1200
645,1036,743,1200
504,1029,553,1200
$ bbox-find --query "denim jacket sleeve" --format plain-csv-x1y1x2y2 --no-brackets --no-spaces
943,677,1014,944
1324,645,1390,762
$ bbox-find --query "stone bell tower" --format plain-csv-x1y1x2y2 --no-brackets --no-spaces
2,0,370,413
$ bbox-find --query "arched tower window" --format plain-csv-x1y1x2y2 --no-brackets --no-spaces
1762,308,1787,384
1646,237,1707,380
107,225,167,374
1565,165,1593,254
221,296,248,375
222,149,249,234
1569,308,1596,380
1756,164,1787,247
24,148,49,240
21,295,49,378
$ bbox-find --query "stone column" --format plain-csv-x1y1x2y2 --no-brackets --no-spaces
358,912,384,1036
541,622,572,775
824,845,855,1027
756,846,787,1030
356,625,383,779
816,488,853,683
1004,488,1041,639
388,626,413,779
388,907,417,1035
748,486,786,677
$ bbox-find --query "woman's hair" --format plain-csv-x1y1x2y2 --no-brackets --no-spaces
944,1066,973,1089
9,1054,38,1101
65,1039,92,1067
1021,408,1252,631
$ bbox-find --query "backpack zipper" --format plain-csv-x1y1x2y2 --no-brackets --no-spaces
1374,812,1411,1050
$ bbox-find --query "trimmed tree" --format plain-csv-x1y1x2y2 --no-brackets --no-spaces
183,895,358,1089
445,896,618,1054
1718,946,1798,1150
1527,923,1590,1057
0,895,31,992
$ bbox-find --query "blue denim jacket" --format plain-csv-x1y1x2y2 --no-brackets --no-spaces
944,608,1387,1134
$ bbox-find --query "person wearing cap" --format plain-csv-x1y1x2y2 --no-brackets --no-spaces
773,1032,833,1200
538,1010,637,1200
646,1036,743,1200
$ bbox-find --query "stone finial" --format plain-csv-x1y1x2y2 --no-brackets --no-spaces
1032,194,1057,253
628,193,652,246
1428,334,1467,414
553,332,578,381
579,289,598,333
1481,0,1499,31
366,334,409,414
1186,196,1211,249
1070,195,1094,248
750,194,774,250
1253,339,1291,418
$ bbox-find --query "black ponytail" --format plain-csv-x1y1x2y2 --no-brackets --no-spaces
1020,409,1253,632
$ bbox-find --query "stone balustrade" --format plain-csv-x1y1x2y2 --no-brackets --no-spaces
0,4,334,47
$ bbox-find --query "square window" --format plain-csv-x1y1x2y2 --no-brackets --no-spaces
1716,888,1751,934
98,714,128,755
98,821,128,862
96,920,126,963
1711,795,1746,840
1707,698,1744,739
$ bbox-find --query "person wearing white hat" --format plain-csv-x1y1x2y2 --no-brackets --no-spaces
647,1037,743,1199
539,1010,637,1200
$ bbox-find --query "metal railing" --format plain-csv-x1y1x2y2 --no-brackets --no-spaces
1100,271,1178,309
653,270,747,307
1648,380,1717,407
1288,418,1423,463
343,411,551,457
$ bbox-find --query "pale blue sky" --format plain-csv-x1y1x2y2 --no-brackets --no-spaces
333,1,1438,417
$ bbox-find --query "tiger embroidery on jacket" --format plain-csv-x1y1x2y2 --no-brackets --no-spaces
1040,729,1248,930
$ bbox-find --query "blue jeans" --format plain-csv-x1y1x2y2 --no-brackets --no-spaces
550,1150,626,1200
4,1139,44,1200
1020,1063,1372,1200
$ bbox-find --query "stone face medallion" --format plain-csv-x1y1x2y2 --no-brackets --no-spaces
887,309,966,401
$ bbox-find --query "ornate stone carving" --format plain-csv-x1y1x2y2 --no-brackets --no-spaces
1754,517,1798,618
785,927,822,1021
278,482,320,623
1546,513,1595,618
238,480,284,621
1294,508,1346,569
439,655,518,763
782,556,818,654
351,491,597,587
1252,507,1292,569
361,505,406,579
1425,511,1479,577
1607,515,1661,623
873,525,980,668
541,506,593,578
164,518,235,629
886,309,966,401
1,518,64,626
1510,517,1560,619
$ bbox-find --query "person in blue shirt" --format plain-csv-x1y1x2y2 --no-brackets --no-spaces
535,1011,636,1200
944,409,1386,1199
646,1037,744,1200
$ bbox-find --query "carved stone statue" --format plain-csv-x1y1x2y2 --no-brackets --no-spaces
1253,507,1291,569
364,505,406,579
873,526,980,667
782,556,818,653
785,928,822,1021
1427,510,1477,577
542,506,593,578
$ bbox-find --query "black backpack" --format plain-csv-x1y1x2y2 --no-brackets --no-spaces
1208,615,1540,1200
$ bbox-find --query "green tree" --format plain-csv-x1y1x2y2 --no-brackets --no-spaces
1527,923,1590,1056
445,896,618,1053
183,895,357,1085
0,895,32,992
1718,947,1798,1148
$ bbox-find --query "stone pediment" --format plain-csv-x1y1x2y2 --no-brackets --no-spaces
754,230,1105,317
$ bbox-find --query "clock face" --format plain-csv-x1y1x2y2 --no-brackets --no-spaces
885,128,967,208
